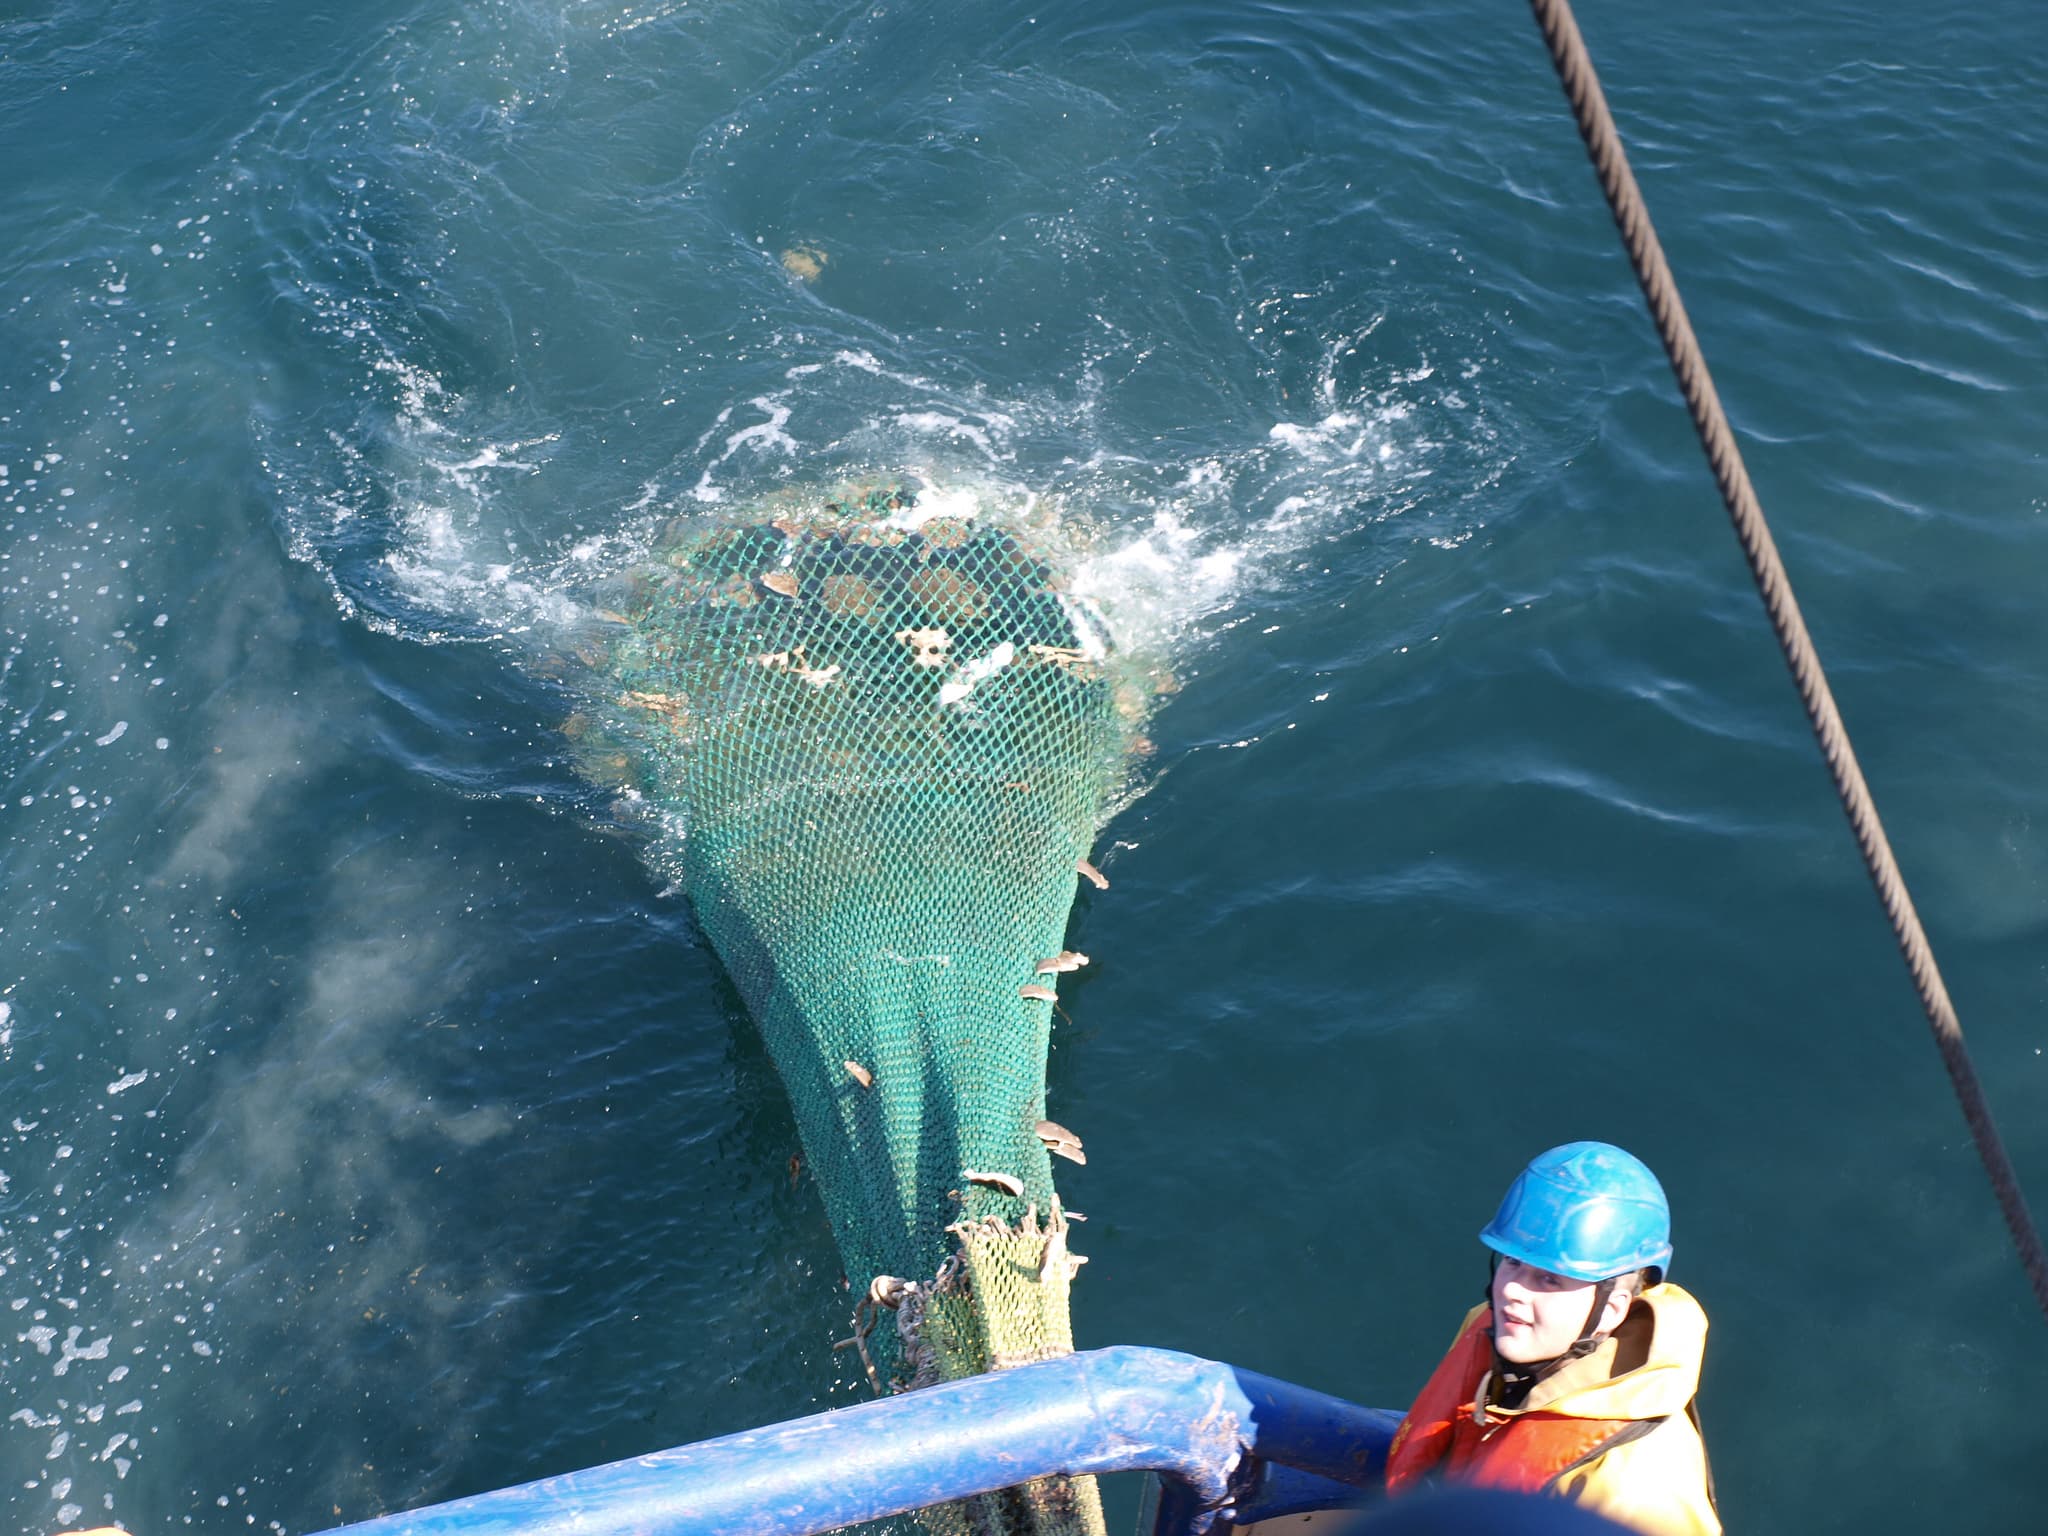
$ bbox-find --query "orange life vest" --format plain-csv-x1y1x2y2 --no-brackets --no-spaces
1385,1308,1647,1495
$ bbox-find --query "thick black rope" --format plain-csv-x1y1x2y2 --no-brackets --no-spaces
1527,0,2048,1321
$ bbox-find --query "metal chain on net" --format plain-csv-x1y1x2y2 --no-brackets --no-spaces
1527,0,2048,1320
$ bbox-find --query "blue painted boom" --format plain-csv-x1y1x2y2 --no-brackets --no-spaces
308,1345,1401,1536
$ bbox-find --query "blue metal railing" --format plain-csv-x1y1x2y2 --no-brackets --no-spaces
309,1346,1401,1536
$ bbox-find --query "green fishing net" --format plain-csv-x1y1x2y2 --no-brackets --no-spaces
594,480,1153,1536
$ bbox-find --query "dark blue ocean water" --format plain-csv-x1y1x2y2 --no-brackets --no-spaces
5,1,2047,1532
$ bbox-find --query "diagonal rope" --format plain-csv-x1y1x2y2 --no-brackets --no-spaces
1526,0,2048,1321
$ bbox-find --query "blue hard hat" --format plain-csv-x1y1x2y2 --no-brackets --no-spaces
1479,1142,1673,1284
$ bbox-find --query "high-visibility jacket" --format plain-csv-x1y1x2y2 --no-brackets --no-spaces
1385,1284,1720,1536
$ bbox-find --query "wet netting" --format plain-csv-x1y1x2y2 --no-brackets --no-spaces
596,480,1154,1536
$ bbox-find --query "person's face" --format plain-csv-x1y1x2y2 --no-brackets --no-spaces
1489,1256,1620,1364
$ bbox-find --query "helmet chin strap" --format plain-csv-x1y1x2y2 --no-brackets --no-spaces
1561,1275,1621,1361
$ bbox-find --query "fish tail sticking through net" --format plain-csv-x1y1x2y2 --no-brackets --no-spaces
596,480,1150,1536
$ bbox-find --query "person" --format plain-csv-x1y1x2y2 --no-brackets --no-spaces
1383,1142,1720,1536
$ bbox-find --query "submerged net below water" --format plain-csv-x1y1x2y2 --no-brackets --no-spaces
593,480,1155,1535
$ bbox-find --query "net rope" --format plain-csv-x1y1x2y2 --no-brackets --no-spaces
1527,0,2048,1318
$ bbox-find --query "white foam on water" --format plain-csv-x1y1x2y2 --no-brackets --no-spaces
884,483,984,529
688,397,800,504
267,270,1498,691
1055,390,1447,661
371,401,581,638
891,410,1006,459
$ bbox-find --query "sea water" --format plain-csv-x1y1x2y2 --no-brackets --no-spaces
4,1,2046,1531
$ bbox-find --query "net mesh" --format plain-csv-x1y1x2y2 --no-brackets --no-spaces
597,480,1145,1536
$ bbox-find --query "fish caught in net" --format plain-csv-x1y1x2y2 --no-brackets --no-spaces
590,479,1154,1535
